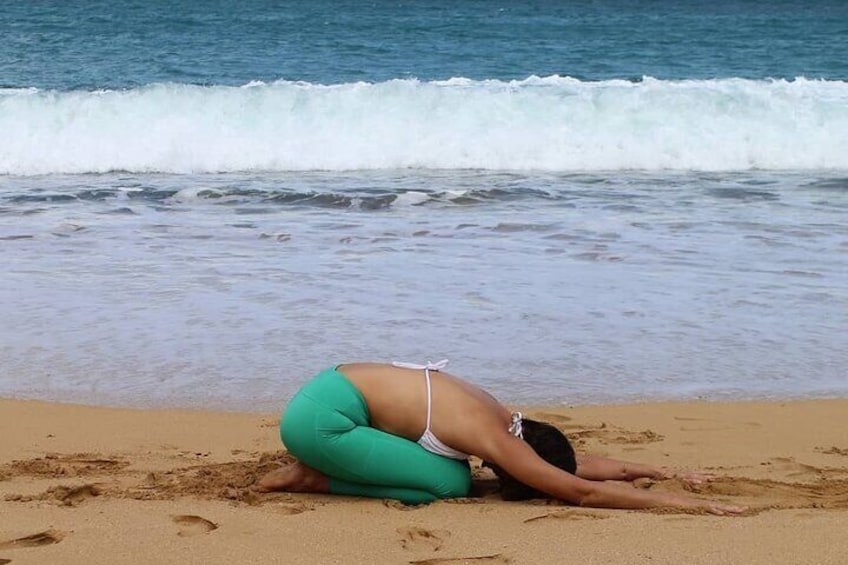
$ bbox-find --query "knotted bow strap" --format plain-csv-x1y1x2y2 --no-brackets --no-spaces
392,359,450,371
509,411,524,439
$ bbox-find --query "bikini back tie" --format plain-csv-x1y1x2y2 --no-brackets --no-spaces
509,411,524,439
392,359,449,371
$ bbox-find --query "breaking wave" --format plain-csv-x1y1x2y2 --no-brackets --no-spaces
2,76,847,175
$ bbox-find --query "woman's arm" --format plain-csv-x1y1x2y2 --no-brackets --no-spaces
575,454,663,481
575,454,714,484
482,435,743,515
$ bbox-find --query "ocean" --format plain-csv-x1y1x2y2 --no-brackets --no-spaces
2,0,847,411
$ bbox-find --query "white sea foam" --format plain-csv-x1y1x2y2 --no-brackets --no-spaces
2,76,847,175
393,190,431,206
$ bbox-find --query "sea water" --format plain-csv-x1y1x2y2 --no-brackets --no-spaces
1,1,847,410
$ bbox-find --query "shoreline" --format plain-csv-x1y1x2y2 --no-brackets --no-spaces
2,397,847,564
6,387,848,415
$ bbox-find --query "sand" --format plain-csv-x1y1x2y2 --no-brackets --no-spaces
1,398,847,565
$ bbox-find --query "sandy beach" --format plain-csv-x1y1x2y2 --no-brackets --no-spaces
1,398,847,565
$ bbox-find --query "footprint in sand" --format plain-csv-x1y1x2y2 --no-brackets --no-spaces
172,515,218,537
0,530,65,550
5,484,101,506
397,526,449,551
51,484,101,506
275,502,314,515
409,554,509,564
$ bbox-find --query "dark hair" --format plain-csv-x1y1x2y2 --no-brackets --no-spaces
483,418,577,500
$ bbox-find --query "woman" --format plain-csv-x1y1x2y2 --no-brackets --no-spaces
258,361,745,515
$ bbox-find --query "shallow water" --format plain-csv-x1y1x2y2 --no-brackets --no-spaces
3,171,846,410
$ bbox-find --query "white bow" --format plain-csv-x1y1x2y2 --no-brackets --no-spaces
509,411,524,439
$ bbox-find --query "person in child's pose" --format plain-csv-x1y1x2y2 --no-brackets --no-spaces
258,361,745,515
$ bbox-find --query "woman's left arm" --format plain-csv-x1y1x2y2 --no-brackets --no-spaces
576,454,713,484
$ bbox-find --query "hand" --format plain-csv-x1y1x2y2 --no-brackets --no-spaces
660,493,747,516
658,467,716,486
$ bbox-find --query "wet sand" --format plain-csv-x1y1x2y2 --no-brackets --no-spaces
1,398,847,564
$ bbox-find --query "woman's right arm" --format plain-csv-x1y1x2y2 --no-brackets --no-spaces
481,434,744,515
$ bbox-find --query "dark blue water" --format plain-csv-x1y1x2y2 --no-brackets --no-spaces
3,0,847,91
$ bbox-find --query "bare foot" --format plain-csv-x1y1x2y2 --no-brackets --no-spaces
256,461,330,493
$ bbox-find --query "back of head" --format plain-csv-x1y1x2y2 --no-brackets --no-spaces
483,418,577,500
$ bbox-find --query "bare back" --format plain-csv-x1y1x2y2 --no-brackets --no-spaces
337,362,513,458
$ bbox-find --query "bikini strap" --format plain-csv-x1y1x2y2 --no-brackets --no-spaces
423,367,433,430
392,360,449,431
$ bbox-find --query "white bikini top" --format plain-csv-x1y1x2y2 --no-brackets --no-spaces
392,359,471,461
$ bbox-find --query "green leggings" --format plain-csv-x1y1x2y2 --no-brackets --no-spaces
280,366,471,504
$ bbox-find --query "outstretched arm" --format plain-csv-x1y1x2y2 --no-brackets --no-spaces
575,454,714,485
575,454,662,481
481,435,742,515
